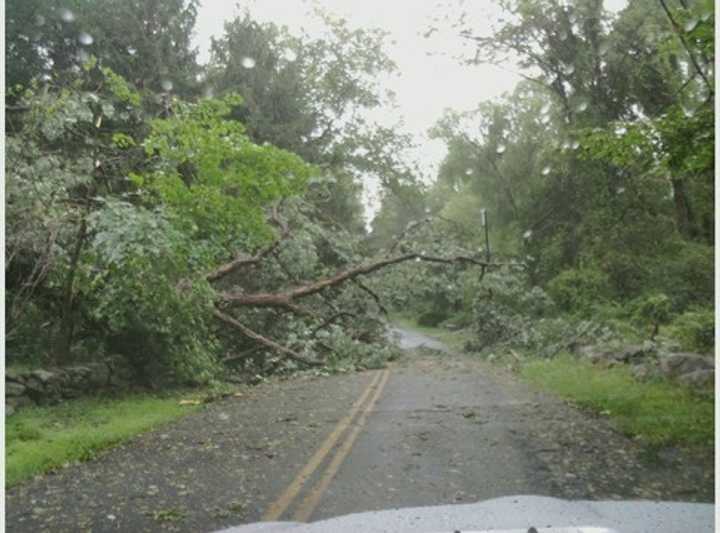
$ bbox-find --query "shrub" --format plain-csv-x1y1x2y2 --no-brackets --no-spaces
631,293,672,340
670,307,715,353
546,267,611,314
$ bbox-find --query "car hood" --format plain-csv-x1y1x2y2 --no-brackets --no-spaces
213,495,713,533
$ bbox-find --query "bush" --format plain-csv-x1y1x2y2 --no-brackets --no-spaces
670,307,715,353
631,293,672,340
546,267,611,314
651,241,713,312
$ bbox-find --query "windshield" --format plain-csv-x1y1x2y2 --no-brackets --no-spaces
4,1,714,532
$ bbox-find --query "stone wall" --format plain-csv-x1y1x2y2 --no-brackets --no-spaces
5,356,134,416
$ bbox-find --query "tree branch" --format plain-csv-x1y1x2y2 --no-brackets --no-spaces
206,203,290,282
220,253,511,308
212,309,322,367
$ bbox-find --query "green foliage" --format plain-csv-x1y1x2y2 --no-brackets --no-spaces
522,355,714,447
546,267,611,315
631,293,672,330
669,308,715,353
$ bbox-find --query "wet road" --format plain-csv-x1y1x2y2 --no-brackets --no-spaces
6,327,713,532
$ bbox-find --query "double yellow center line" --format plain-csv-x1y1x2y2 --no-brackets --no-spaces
262,368,391,522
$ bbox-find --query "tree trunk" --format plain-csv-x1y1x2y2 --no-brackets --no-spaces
56,218,87,364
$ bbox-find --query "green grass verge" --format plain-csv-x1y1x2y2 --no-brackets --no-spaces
6,391,205,487
521,354,714,448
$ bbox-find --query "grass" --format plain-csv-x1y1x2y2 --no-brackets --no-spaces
5,390,206,487
521,354,714,448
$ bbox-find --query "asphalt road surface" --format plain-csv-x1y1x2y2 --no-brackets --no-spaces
6,327,713,532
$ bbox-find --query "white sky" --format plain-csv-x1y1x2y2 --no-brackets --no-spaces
193,0,628,218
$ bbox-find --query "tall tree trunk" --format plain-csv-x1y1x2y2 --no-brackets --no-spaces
56,218,87,364
671,178,698,239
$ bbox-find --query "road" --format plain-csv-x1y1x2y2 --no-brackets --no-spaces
5,327,713,532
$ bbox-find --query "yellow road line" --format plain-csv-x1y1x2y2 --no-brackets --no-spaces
262,370,385,521
292,368,392,522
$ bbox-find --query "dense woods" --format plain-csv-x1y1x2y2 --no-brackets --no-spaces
5,0,714,387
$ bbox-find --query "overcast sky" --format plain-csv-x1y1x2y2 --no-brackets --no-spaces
193,0,627,217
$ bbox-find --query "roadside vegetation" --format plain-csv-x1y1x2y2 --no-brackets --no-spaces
6,390,208,487
521,356,714,448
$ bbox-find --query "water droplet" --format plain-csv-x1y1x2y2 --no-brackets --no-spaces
616,187,626,194
496,144,506,154
682,106,695,118
523,230,533,239
541,103,552,114
465,168,473,175
241,56,256,69
35,14,46,26
562,63,575,76
161,79,173,91
571,141,580,150
684,18,699,32
58,8,75,23
615,126,627,135
281,48,297,62
218,412,230,421
575,101,588,112
541,166,551,176
195,72,206,83
541,115,551,125
40,73,52,82
558,30,568,40
561,141,572,150
78,32,93,46
127,46,137,56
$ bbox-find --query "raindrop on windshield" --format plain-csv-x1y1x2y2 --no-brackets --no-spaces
615,126,627,135
541,103,552,114
540,115,551,125
58,8,75,23
465,168,473,175
684,18,699,32
575,101,588,113
282,48,298,62
35,14,46,26
571,141,580,150
241,56,256,69
616,187,626,194
541,166,551,176
161,79,173,92
496,144,506,154
523,230,533,239
561,141,572,150
127,46,137,56
78,32,94,46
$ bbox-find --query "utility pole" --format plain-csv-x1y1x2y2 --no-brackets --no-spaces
481,208,491,262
